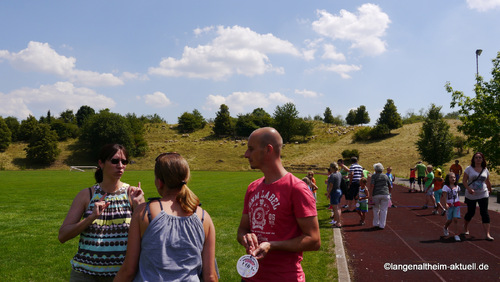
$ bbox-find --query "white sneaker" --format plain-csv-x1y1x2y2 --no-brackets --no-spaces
329,220,337,225
443,227,449,236
454,235,461,242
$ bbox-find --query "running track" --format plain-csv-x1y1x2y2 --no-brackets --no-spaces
338,183,500,281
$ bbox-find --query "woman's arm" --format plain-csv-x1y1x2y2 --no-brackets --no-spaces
114,204,146,282
462,172,473,194
58,188,96,243
201,210,218,282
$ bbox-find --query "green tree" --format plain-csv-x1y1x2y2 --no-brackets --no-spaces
446,51,500,172
377,99,403,131
0,117,12,152
125,113,148,157
323,107,335,124
355,105,370,125
177,109,206,133
346,109,357,126
4,116,20,142
251,108,273,128
79,111,135,157
213,104,234,137
76,105,96,127
50,120,79,141
296,119,314,140
236,114,258,137
59,109,76,124
18,115,39,142
273,102,300,143
25,123,60,165
416,104,454,167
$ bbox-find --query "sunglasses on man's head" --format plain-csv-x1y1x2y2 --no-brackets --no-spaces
155,152,180,162
110,158,129,165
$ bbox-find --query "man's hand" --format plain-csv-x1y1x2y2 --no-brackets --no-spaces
241,233,259,255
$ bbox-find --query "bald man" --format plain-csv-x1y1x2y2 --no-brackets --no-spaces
237,127,320,281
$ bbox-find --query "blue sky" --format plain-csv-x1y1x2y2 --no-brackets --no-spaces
1,0,499,124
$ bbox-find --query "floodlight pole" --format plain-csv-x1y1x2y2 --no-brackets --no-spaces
476,49,482,78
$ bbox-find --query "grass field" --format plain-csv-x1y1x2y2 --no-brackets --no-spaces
0,170,335,281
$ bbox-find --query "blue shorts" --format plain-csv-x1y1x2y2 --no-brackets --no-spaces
330,189,342,205
447,206,461,220
434,189,442,202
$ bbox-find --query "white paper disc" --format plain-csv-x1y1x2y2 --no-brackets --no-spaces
236,255,259,278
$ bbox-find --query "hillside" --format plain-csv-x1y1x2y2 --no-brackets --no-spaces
1,120,498,185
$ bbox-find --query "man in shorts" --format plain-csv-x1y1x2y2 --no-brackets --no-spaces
415,161,427,192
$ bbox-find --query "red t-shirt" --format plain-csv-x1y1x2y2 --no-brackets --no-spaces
242,173,317,281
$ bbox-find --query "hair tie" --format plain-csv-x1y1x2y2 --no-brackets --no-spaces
180,181,187,186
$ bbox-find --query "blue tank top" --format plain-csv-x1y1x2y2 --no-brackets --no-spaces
133,200,205,282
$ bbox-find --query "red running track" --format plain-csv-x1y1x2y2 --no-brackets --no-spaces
337,184,500,282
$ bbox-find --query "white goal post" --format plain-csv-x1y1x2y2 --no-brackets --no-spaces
70,166,98,172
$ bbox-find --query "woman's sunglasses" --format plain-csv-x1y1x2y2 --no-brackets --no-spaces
155,152,180,161
110,158,129,165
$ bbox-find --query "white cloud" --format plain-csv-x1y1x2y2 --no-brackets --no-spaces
194,26,214,36
0,41,124,87
0,82,115,119
467,0,500,11
312,4,390,56
149,25,303,80
143,91,172,108
322,44,346,61
295,89,321,98
314,63,362,79
204,91,293,114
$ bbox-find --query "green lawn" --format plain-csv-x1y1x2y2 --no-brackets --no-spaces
0,170,336,281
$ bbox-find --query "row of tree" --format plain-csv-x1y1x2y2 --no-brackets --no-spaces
1,51,499,170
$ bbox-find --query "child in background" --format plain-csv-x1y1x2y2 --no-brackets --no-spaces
442,173,461,241
409,168,416,193
431,168,447,215
386,167,396,208
356,177,370,225
422,165,435,209
307,171,319,201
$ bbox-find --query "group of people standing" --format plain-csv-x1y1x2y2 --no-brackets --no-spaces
324,153,494,244
415,154,494,241
326,157,394,230
59,127,322,281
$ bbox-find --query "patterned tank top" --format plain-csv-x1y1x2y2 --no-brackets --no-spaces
71,183,132,276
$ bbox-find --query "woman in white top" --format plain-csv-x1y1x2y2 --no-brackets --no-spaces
462,152,493,241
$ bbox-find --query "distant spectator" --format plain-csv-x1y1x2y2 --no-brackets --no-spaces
346,157,363,212
409,168,416,193
327,162,343,228
415,161,427,192
422,165,435,210
449,160,463,184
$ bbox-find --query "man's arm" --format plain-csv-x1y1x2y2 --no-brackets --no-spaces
250,216,321,260
237,214,259,255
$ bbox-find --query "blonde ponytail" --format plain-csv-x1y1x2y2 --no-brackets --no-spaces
155,153,199,214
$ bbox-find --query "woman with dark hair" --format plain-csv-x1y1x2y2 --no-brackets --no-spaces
462,152,494,241
115,153,218,281
59,144,145,280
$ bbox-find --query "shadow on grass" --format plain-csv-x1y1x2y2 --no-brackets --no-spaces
63,142,95,166
351,132,400,145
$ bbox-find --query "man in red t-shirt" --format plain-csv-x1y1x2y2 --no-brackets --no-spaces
237,127,320,281
449,160,463,183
